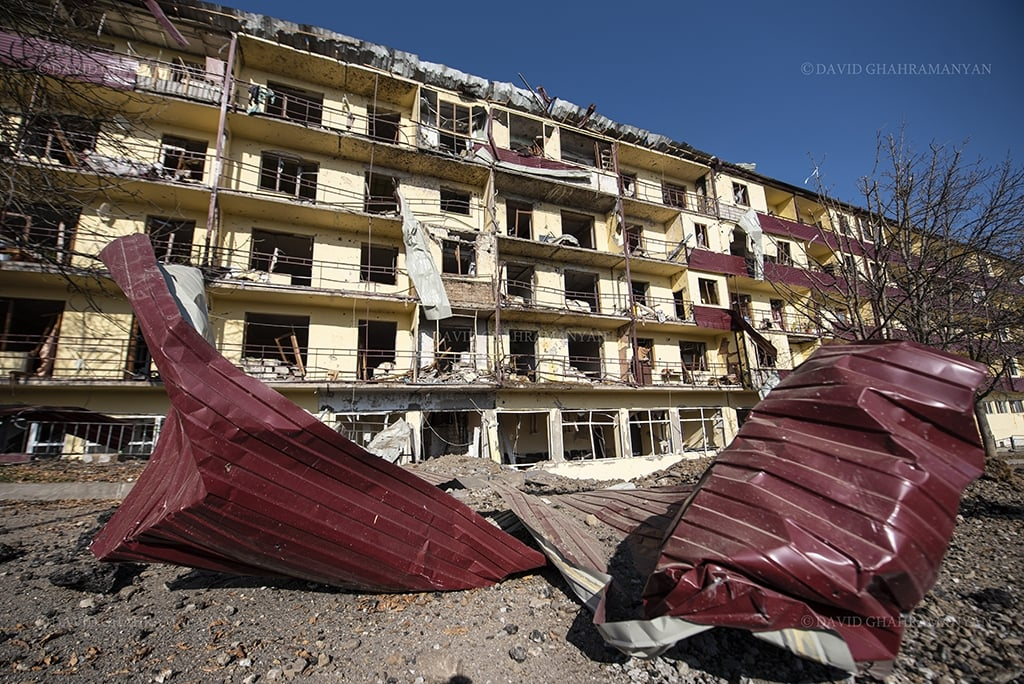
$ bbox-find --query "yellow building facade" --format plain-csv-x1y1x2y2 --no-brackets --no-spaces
2,1,1022,470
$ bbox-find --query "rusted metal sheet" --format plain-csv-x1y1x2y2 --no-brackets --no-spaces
641,341,988,675
91,234,545,591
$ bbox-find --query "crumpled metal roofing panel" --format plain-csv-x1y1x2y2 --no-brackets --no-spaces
642,341,987,675
91,234,544,591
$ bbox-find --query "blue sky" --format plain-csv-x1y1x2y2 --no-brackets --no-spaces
237,0,1023,203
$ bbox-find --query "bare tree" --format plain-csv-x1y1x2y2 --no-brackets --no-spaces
776,129,1024,456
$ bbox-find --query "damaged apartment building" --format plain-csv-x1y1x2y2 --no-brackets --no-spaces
3,0,1021,475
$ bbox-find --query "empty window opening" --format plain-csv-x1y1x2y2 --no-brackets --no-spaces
673,291,688,319
260,152,318,200
560,211,594,249
434,321,473,375
1,205,78,265
508,113,544,154
559,128,611,169
508,329,537,381
498,412,549,467
629,410,672,457
146,216,195,264
769,299,786,329
620,172,637,197
680,407,725,452
364,172,398,214
506,200,533,239
564,271,599,312
567,332,603,380
242,312,309,378
423,411,480,459
623,224,645,255
265,82,324,125
630,280,649,307
731,293,753,322
125,316,153,380
249,229,313,286
694,223,710,249
360,243,398,285
730,230,750,258
662,181,688,209
732,182,750,206
442,232,476,275
160,134,207,181
680,341,708,377
368,109,401,143
504,263,534,304
0,297,63,377
21,115,97,166
440,187,471,215
357,319,397,380
697,278,719,306
561,410,617,460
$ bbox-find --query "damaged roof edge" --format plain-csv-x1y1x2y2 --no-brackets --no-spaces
136,0,714,165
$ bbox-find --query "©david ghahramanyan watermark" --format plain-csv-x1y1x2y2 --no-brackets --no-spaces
801,62,992,76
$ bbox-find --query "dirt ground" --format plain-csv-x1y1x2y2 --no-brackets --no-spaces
0,455,1022,684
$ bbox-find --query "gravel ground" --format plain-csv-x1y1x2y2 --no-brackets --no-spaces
0,455,1021,684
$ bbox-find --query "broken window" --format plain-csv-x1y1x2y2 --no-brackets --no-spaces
422,411,480,459
838,214,853,236
673,291,688,319
0,205,78,265
242,312,309,378
367,109,401,143
560,211,594,249
623,224,645,256
732,182,750,206
422,94,485,155
508,329,537,381
731,293,752,322
508,113,544,154
679,407,725,451
561,410,617,460
265,82,324,126
259,152,318,201
433,320,473,375
756,343,776,368
630,280,649,307
680,341,708,374
0,297,64,377
629,410,672,457
441,232,476,275
364,172,398,214
694,223,709,249
160,134,207,181
769,299,786,330
125,315,153,380
357,319,397,380
498,412,549,467
503,263,534,304
632,338,654,386
567,332,603,381
20,114,97,166
145,216,195,264
564,270,599,313
621,172,637,198
697,278,719,306
440,187,471,215
662,181,688,209
506,200,533,239
360,243,398,285
775,240,793,265
559,128,611,169
730,229,749,258
249,229,313,286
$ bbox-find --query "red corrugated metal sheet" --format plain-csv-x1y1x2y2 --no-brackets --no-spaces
641,340,987,674
91,234,544,591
